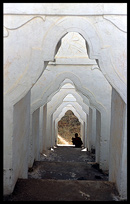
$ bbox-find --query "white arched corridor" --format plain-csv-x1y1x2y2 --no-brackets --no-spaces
4,3,127,200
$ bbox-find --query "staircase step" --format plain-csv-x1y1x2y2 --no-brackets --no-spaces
28,161,108,181
5,179,119,201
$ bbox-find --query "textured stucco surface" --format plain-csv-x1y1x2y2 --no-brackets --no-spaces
109,88,127,199
12,91,30,192
4,3,127,199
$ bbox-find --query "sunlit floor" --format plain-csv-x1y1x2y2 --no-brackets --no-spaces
57,134,73,145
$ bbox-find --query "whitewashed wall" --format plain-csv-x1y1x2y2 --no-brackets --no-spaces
109,88,127,199
4,3,127,199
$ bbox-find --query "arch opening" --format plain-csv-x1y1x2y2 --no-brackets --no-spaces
4,8,127,200
57,110,81,146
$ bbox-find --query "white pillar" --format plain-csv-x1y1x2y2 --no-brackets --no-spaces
43,104,47,150
29,113,33,168
46,103,52,150
100,111,110,170
96,109,101,164
80,121,84,142
4,91,30,195
91,107,96,149
109,88,127,199
55,122,58,145
86,114,90,151
83,113,87,148
32,108,40,161
52,118,56,146
4,98,14,195
95,108,110,171
88,107,92,150
86,109,92,152
39,106,43,153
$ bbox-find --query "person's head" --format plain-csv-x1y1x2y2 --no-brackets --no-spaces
75,133,78,138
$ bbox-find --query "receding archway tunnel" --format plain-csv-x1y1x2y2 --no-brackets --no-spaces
4,5,127,200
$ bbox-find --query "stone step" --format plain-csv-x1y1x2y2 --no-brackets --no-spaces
28,161,108,181
4,179,119,201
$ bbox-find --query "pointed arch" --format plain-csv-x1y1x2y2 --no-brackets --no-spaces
42,16,126,102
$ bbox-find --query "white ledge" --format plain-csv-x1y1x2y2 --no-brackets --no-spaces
4,3,127,15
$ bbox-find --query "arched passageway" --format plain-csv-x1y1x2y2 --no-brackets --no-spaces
4,3,127,201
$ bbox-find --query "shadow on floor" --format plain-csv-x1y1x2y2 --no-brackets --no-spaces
3,146,120,201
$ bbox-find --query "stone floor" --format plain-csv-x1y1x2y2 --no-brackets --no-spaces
3,146,120,201
28,146,108,181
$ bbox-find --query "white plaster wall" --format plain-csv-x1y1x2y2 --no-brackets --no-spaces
91,107,96,149
4,3,127,15
3,13,49,195
120,105,127,199
28,113,33,168
4,15,47,105
3,3,127,198
88,108,92,151
100,112,110,170
4,98,14,195
39,106,44,153
45,104,52,150
80,122,84,144
42,104,47,150
86,114,90,151
32,108,40,161
12,91,30,192
96,110,101,164
109,88,127,199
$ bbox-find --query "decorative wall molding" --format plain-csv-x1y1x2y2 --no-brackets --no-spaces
103,15,127,33
3,16,46,38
